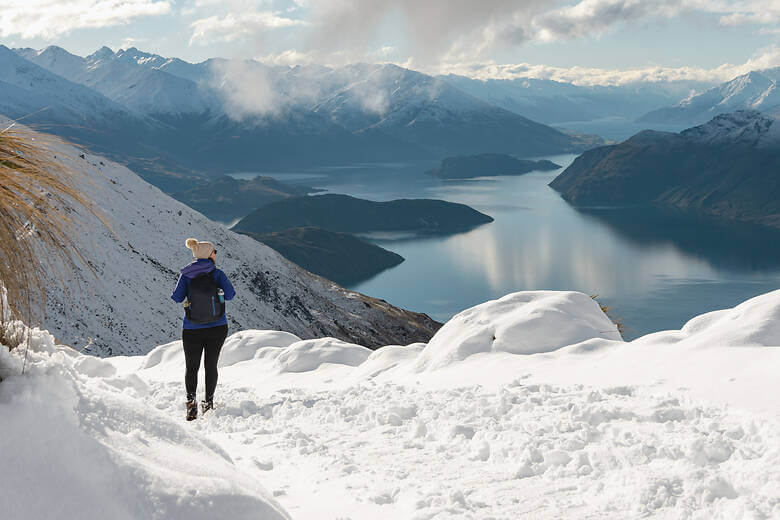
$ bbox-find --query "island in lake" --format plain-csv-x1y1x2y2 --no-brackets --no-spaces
242,227,404,286
231,193,494,234
173,175,318,221
427,153,561,179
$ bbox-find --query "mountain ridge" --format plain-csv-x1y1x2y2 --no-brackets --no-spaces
549,110,780,228
8,44,597,190
638,67,780,125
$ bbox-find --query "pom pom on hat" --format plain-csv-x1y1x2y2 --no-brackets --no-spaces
185,237,215,259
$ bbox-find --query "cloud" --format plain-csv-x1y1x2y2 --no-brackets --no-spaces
256,49,316,66
435,45,780,86
532,0,689,42
189,11,307,45
302,0,551,65
719,11,780,27
208,59,281,119
0,0,171,39
290,0,780,66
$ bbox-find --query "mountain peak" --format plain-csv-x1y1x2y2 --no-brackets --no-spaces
42,45,69,54
88,46,115,61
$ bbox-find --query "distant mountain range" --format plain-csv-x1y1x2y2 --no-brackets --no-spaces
0,45,195,191
441,74,708,124
550,110,780,228
2,44,603,193
638,68,780,125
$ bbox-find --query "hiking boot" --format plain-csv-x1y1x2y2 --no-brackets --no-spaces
201,399,214,414
186,400,198,421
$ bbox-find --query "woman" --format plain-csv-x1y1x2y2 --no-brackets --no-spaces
171,238,236,421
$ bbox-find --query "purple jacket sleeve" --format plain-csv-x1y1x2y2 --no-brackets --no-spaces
215,270,236,301
171,274,188,303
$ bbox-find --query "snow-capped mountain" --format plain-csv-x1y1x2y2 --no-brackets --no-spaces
0,44,192,192
7,45,594,185
25,126,438,356
113,46,212,84
314,63,577,156
638,67,780,124
20,45,218,116
0,45,154,132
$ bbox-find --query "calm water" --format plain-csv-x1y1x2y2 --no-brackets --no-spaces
233,156,780,339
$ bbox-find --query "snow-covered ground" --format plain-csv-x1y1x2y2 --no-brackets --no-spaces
1,290,779,519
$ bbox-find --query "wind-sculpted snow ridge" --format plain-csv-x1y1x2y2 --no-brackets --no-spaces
2,289,778,519
413,291,622,371
25,129,438,356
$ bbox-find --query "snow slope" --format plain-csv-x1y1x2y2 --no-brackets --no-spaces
0,322,290,520
2,289,777,519
679,109,780,149
26,129,438,356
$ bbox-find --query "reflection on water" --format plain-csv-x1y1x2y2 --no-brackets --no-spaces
575,207,780,272
240,155,780,340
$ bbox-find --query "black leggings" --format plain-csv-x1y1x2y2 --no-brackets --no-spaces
182,324,228,402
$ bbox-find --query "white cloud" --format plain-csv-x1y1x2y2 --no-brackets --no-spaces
532,0,689,43
719,11,780,27
0,0,171,39
292,0,780,65
435,45,780,86
189,10,307,46
303,0,551,65
256,48,315,66
208,58,280,119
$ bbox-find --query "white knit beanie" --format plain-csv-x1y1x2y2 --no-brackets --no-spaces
185,238,215,260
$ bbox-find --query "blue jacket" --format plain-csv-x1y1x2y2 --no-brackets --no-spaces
171,259,236,330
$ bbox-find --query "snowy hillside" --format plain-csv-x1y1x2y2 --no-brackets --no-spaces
639,67,780,125
1,289,778,519
28,130,438,356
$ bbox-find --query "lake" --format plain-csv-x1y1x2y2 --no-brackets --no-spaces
232,156,780,340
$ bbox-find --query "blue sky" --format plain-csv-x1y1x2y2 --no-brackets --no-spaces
1,0,777,84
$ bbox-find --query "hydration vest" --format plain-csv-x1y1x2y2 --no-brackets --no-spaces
185,272,225,324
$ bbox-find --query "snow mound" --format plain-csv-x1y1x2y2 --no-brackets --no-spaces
219,330,301,367
648,289,780,348
349,343,426,380
140,340,185,370
0,326,289,520
414,291,622,371
273,338,372,373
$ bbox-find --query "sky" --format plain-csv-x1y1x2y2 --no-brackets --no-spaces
0,0,778,85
